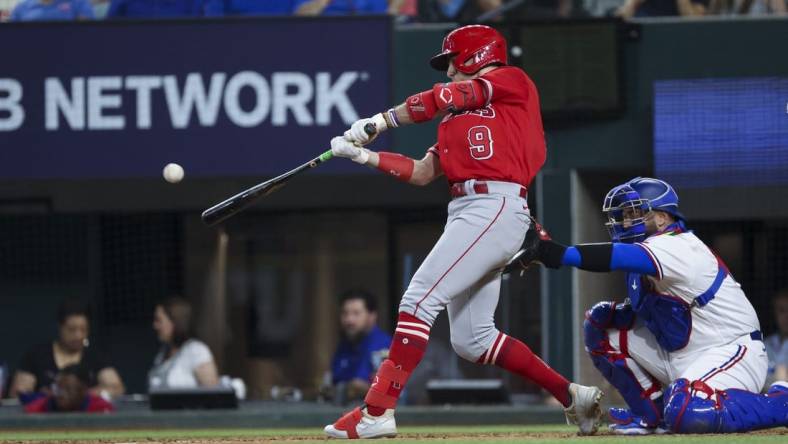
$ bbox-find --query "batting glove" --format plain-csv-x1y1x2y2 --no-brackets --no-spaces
344,114,388,146
331,136,370,164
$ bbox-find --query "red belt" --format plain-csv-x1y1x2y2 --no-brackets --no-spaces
450,181,527,198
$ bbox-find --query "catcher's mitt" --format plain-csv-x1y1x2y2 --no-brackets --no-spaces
502,217,566,275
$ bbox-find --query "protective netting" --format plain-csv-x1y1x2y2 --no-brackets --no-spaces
691,219,788,336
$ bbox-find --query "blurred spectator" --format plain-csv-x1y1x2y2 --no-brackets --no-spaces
397,0,417,20
0,361,8,398
91,0,109,17
24,364,114,413
615,0,708,17
203,0,302,16
295,0,403,16
418,0,503,22
513,0,577,18
106,0,210,18
583,0,625,16
0,0,21,21
148,297,219,390
765,289,788,385
9,299,124,401
9,0,94,21
708,0,786,14
322,289,391,405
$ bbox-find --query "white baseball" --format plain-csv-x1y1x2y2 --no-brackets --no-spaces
163,163,184,183
510,46,522,57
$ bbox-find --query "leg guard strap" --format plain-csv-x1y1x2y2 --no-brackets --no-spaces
333,407,363,439
364,359,409,409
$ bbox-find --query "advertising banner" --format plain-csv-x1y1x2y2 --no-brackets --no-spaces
0,17,391,178
654,77,788,188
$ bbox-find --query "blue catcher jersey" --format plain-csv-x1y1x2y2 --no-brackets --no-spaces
331,326,392,384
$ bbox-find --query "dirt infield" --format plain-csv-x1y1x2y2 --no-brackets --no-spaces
54,435,567,443
1,427,785,443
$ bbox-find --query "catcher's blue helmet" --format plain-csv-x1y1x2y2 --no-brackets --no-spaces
602,177,684,243
628,177,685,221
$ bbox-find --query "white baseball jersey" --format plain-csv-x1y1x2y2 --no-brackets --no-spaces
606,230,768,394
636,230,761,357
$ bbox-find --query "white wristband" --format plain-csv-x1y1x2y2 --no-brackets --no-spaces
370,113,389,133
352,148,371,165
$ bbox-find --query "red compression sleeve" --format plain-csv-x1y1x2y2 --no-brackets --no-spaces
405,90,438,123
377,152,414,182
432,80,488,112
406,80,489,122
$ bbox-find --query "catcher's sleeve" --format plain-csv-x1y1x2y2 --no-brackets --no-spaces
563,243,657,275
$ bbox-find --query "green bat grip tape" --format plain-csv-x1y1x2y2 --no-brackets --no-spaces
319,150,333,162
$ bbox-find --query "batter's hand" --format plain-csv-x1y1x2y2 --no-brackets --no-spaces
344,114,388,146
331,136,370,164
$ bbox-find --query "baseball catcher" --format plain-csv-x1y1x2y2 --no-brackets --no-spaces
507,177,788,434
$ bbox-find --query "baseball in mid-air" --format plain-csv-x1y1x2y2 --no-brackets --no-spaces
163,163,184,183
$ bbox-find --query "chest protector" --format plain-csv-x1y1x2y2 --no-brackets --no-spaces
627,262,727,352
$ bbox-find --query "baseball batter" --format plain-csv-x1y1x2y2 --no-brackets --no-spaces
324,25,603,439
510,177,788,434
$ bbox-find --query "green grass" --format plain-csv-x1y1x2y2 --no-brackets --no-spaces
0,425,784,443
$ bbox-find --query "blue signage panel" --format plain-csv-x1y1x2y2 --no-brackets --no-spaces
0,17,390,178
654,77,788,188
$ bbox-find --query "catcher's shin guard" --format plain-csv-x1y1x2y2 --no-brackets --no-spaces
584,301,662,427
664,379,788,433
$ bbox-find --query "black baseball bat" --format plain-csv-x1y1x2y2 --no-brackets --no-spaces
201,123,377,226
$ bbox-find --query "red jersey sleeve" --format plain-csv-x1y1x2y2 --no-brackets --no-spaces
85,394,114,413
477,67,530,105
24,397,50,413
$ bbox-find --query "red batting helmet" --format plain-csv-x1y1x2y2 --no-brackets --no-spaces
429,25,508,75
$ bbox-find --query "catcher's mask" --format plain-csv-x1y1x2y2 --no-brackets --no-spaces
602,177,685,243
602,184,650,243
